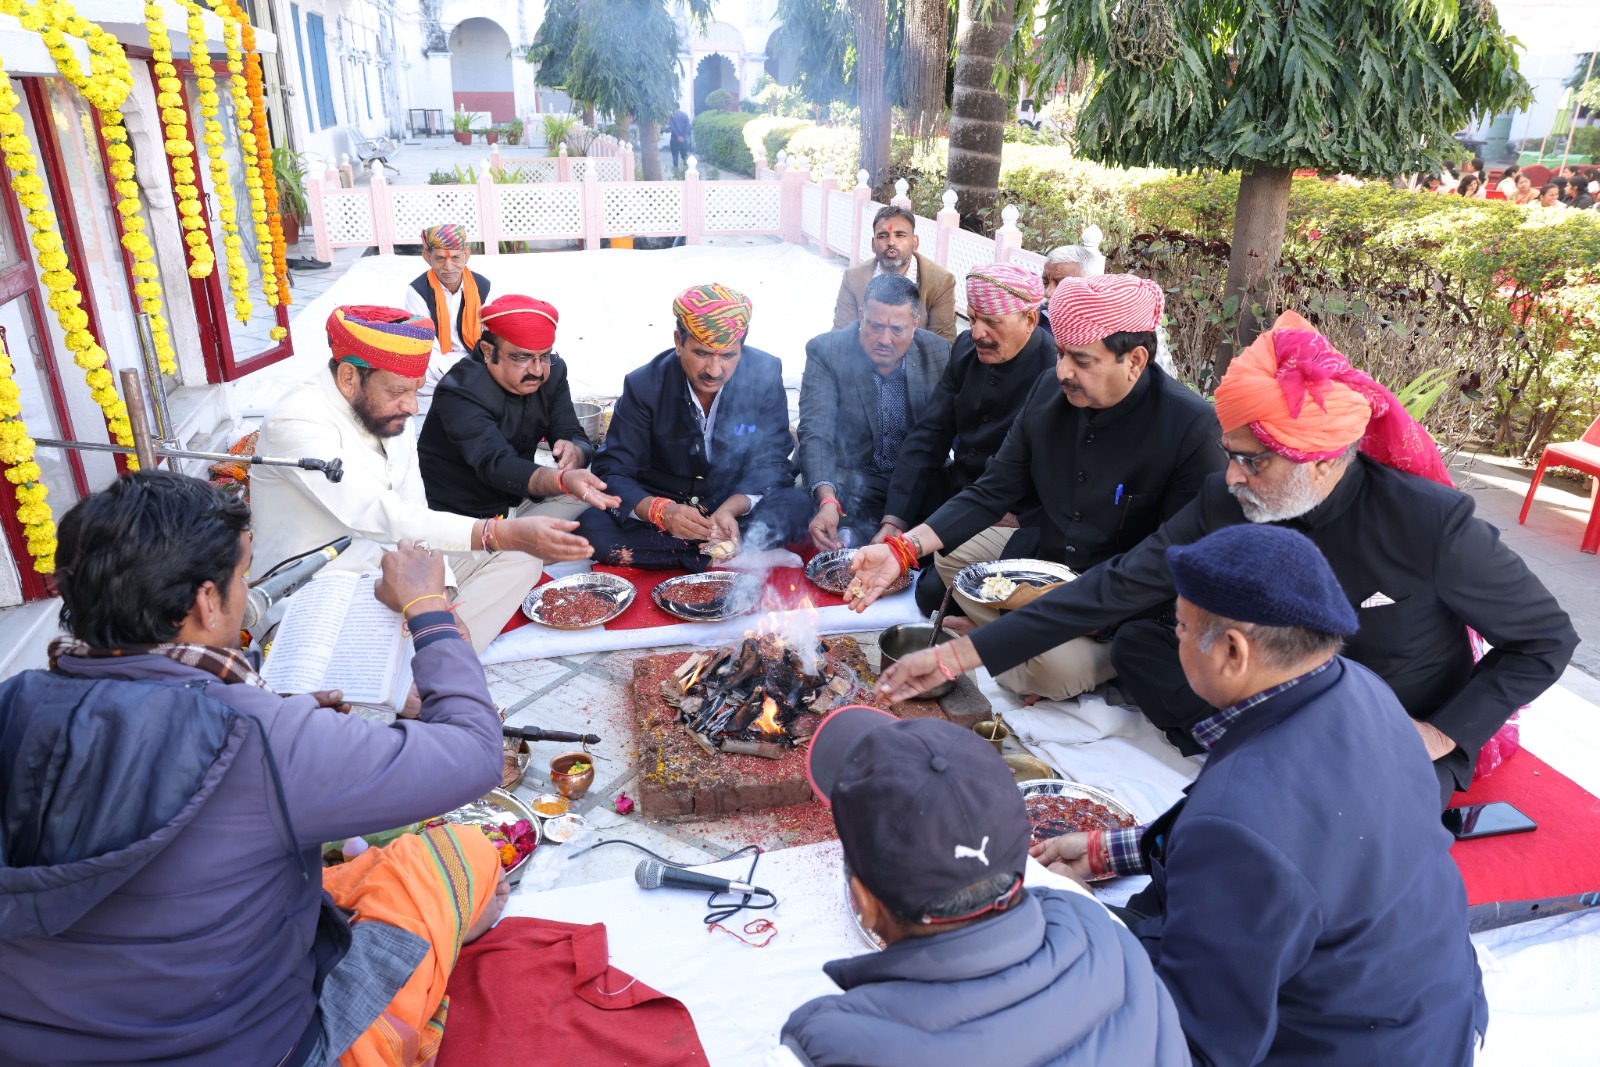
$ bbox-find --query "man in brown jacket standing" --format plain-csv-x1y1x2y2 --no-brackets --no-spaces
834,205,957,342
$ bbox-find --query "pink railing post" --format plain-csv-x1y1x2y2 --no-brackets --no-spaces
849,169,871,265
490,142,501,171
581,165,603,249
891,177,913,212
338,154,354,188
557,143,572,183
934,189,959,268
370,172,395,255
817,165,839,255
779,158,804,245
309,170,334,263
994,204,1023,262
477,167,501,255
621,144,635,180
684,156,703,244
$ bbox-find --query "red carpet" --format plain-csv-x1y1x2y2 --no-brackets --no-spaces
500,545,848,636
1449,749,1600,906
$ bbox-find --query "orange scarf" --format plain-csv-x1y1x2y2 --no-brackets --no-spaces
323,824,501,1067
426,270,482,354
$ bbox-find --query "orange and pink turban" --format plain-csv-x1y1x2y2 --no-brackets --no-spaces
1214,310,1452,485
673,283,753,348
1048,274,1163,348
965,262,1044,317
326,305,436,379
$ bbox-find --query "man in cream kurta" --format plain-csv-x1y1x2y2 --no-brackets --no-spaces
253,305,595,652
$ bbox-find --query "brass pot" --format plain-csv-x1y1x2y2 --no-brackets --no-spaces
549,752,596,800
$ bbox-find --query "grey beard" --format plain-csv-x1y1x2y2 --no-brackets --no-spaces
1228,464,1323,523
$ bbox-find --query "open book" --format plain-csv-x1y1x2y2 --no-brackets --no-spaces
262,571,413,713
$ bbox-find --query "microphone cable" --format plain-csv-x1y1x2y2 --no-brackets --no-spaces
574,838,777,925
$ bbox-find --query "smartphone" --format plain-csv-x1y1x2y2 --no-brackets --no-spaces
1442,802,1537,841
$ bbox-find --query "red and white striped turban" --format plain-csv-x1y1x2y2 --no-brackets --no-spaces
965,262,1045,317
1048,274,1163,348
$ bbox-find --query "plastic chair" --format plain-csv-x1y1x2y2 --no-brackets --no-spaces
1518,414,1600,554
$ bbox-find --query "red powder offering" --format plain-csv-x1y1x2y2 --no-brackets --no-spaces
665,583,722,607
1025,794,1135,843
542,589,613,627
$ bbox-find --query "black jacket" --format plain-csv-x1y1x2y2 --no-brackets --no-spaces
970,454,1579,784
925,364,1222,570
882,325,1057,527
417,350,592,519
591,346,797,516
408,269,491,345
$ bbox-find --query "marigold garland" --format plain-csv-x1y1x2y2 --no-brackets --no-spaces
0,70,135,463
237,10,290,308
0,333,56,573
208,0,276,315
146,0,215,278
186,2,249,322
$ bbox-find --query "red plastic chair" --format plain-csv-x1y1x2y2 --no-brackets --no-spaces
1522,164,1552,187
1518,414,1600,553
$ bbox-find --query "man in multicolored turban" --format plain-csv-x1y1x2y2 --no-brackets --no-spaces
403,222,492,411
834,205,958,342
578,283,811,569
847,273,1223,703
798,273,951,551
254,305,596,651
867,309,1576,805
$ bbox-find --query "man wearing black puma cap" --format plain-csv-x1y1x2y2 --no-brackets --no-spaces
769,705,1188,1067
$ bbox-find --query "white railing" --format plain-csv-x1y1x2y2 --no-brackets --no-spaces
310,152,1036,319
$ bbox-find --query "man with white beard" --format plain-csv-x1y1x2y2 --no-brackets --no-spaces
862,311,1576,806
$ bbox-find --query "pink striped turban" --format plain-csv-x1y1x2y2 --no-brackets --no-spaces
965,263,1045,317
1048,274,1163,348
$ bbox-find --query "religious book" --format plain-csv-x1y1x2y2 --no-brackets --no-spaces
261,570,413,714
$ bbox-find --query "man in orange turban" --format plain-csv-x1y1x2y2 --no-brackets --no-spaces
866,311,1576,805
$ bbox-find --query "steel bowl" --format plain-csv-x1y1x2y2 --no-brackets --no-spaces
878,622,958,699
653,570,764,622
806,547,914,597
433,787,542,885
574,401,606,446
953,559,1078,605
522,571,635,629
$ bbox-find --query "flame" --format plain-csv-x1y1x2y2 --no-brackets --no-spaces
754,695,783,737
682,659,704,691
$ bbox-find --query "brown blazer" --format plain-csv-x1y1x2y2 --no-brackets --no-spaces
833,253,958,342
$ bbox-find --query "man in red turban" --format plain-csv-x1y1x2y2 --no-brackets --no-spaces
864,310,1576,805
253,304,599,652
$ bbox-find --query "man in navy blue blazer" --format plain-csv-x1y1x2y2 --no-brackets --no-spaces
1034,524,1487,1067
578,283,809,569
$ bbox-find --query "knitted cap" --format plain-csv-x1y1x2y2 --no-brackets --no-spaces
1166,525,1358,636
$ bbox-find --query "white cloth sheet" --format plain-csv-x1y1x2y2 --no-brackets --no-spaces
503,841,1094,1067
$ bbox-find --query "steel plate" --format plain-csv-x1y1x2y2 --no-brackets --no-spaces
953,559,1078,604
432,787,541,885
1018,778,1137,882
522,571,636,629
806,548,913,596
652,570,765,622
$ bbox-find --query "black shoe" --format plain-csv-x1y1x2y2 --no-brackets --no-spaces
287,257,332,271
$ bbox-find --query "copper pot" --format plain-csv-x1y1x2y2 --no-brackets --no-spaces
549,752,595,800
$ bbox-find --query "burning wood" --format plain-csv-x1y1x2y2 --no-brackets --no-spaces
673,631,851,754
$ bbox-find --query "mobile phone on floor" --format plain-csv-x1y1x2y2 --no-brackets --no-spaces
1442,801,1537,840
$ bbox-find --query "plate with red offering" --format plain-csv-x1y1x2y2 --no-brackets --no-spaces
652,570,764,622
423,787,542,885
522,572,636,629
1019,779,1137,879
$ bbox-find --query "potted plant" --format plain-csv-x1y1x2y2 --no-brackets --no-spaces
270,145,310,246
451,107,473,145
478,126,500,146
505,116,524,146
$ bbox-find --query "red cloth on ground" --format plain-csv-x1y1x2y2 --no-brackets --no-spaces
500,545,847,636
435,918,708,1066
1449,749,1600,906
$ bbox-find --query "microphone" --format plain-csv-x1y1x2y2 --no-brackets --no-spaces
634,858,758,896
243,537,353,629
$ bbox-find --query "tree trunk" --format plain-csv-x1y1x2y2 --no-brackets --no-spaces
901,0,949,147
855,0,891,191
582,101,596,126
639,118,663,180
1216,164,1294,380
948,0,1015,232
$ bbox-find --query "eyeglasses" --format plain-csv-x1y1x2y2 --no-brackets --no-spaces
1217,439,1274,476
502,350,553,367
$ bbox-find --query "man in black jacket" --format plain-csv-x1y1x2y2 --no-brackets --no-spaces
799,274,951,550
418,294,618,532
867,312,1578,803
875,262,1057,613
849,275,1222,702
577,283,810,569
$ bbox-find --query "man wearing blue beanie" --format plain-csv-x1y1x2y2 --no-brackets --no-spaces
1035,524,1487,1067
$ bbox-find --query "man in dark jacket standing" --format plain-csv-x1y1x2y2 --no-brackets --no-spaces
867,312,1577,801
799,274,951,550
848,274,1223,702
0,472,506,1066
419,293,619,532
774,704,1189,1067
1035,525,1488,1067
577,283,810,569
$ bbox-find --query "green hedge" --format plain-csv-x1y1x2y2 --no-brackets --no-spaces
783,125,863,188
691,111,757,175
741,116,812,169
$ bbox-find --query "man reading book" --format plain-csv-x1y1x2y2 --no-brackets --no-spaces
0,470,511,1066
253,305,604,650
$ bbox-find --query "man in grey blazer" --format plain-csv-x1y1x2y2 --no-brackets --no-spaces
833,206,958,342
801,274,952,550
